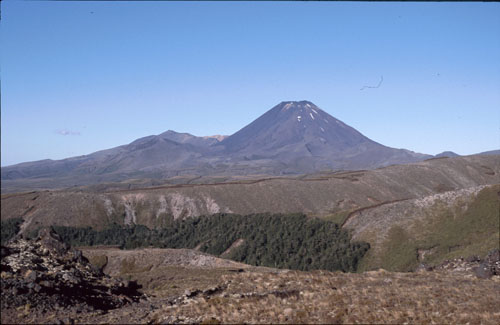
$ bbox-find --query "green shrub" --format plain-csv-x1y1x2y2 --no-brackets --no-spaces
1,218,23,245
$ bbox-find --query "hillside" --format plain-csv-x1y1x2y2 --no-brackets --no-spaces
2,154,499,272
346,184,500,271
2,155,498,231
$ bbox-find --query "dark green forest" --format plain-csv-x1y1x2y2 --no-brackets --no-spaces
2,213,370,272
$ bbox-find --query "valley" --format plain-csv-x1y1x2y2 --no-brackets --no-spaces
2,101,499,324
2,154,499,275
4,1,500,322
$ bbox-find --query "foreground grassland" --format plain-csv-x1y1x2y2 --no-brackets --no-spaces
101,249,500,324
4,265,499,324
151,269,500,324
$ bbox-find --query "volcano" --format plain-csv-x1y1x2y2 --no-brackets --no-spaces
1,100,431,190
218,101,429,171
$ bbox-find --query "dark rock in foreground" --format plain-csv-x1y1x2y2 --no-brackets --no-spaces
1,228,145,313
432,249,500,279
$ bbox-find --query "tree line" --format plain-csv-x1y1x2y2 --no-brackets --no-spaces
4,213,370,272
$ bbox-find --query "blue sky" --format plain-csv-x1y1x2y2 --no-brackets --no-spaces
1,1,499,166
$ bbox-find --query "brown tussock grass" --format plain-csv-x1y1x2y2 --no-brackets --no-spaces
153,269,500,324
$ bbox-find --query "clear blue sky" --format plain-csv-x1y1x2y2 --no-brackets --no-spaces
1,1,499,166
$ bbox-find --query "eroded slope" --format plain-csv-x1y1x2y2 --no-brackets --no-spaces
2,155,499,236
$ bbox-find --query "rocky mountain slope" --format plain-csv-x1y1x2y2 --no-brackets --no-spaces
1,101,432,192
1,228,147,324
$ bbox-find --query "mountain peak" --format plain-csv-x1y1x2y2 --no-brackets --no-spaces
0,100,434,188
219,100,374,158
275,101,326,121
278,100,317,111
279,100,313,105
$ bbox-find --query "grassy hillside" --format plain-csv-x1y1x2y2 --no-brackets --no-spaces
355,185,500,271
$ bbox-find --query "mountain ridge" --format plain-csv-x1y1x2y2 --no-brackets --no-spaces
0,100,474,191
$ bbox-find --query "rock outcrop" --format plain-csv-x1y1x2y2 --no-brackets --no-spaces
1,228,145,314
430,249,500,278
